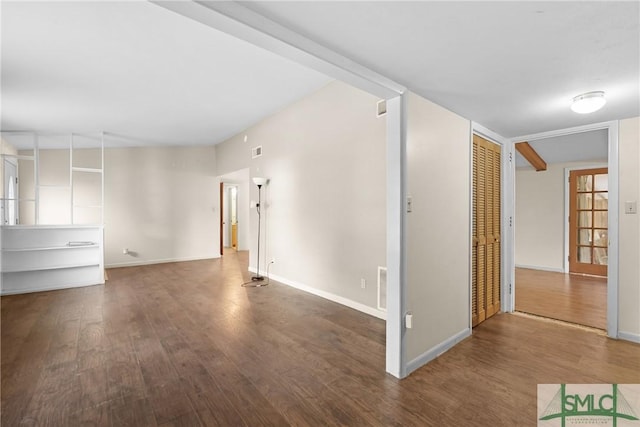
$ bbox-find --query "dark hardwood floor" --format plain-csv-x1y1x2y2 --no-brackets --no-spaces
2,252,639,426
515,267,607,329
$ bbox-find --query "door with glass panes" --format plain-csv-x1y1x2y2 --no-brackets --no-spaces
569,168,608,277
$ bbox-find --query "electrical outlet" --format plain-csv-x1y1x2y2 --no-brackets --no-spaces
360,278,366,289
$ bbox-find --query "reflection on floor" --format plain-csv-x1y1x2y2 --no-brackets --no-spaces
515,267,607,330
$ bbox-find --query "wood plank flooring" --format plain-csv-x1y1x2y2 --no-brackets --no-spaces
3,252,639,426
515,267,607,329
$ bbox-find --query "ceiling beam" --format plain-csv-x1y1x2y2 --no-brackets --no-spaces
151,1,405,99
515,142,547,171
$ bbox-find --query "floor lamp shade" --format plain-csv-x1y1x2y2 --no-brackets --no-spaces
253,177,267,187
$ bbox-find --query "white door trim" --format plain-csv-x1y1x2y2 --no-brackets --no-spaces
385,94,408,378
512,120,619,338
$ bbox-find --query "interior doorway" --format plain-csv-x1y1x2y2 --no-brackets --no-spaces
218,168,250,256
222,184,239,250
513,128,610,330
219,181,224,255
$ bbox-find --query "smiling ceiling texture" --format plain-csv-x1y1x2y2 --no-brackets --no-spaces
2,1,639,146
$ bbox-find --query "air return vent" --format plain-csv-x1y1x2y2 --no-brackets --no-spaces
377,266,387,311
251,146,262,158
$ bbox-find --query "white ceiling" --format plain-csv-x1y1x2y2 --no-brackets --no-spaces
1,2,638,148
241,1,640,137
515,129,608,169
0,2,331,147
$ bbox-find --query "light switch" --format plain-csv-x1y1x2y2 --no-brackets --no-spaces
625,201,637,214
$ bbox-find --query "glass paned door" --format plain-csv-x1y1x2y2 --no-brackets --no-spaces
569,168,608,276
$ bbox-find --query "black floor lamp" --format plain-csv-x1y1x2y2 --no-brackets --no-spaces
243,176,268,287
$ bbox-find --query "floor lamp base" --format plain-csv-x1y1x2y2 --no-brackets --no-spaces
242,275,268,287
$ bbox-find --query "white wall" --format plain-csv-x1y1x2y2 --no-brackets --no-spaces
515,161,606,271
16,152,36,225
237,179,249,251
21,146,220,267
17,147,99,225
104,146,219,267
618,117,640,340
215,80,386,314
37,149,72,225
405,92,471,364
217,134,250,177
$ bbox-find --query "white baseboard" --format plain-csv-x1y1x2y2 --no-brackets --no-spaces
249,267,386,321
1,280,104,296
618,331,640,344
515,264,565,273
105,254,219,268
406,328,472,375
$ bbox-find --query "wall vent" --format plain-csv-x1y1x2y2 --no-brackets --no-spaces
377,266,387,311
376,100,387,117
251,146,262,158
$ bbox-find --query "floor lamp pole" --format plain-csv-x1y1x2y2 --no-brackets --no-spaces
252,184,264,281
243,177,268,287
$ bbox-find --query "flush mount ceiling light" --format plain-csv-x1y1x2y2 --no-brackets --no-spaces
571,91,606,114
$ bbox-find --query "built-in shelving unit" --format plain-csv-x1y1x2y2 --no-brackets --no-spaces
1,225,104,295
1,131,106,295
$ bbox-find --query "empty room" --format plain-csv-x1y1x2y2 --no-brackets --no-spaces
2,2,639,426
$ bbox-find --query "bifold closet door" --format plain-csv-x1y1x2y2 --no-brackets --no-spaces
472,135,501,327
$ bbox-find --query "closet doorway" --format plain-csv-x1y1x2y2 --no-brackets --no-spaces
471,134,502,327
